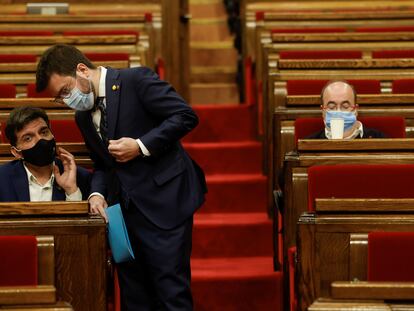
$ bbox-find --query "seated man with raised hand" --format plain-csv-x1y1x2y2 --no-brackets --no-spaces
307,80,385,139
0,106,90,202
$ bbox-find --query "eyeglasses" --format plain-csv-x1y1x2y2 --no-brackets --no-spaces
51,77,76,104
324,102,356,112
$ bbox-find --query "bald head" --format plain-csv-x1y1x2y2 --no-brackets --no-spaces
321,81,357,111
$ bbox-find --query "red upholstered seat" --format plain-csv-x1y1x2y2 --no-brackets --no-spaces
26,83,52,98
0,235,38,286
63,30,138,40
0,30,53,36
0,54,37,63
271,27,347,34
0,84,16,98
294,116,406,142
307,164,414,211
356,26,414,32
279,50,362,59
84,53,130,62
286,79,381,95
50,119,84,142
392,79,414,93
372,50,414,59
368,232,414,282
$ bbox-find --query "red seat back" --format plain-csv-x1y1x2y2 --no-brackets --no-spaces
368,232,414,282
286,79,381,95
294,116,405,142
26,83,53,98
0,54,37,63
50,119,84,142
307,164,414,211
0,235,38,286
271,27,347,34
0,84,16,98
392,79,414,93
372,50,414,59
280,50,362,59
85,53,130,62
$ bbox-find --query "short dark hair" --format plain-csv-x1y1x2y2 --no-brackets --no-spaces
36,44,96,93
320,80,357,104
5,106,50,146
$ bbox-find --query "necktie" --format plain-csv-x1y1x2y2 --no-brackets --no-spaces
96,97,108,144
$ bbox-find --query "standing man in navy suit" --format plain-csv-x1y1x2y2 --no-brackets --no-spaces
36,44,207,311
0,106,90,202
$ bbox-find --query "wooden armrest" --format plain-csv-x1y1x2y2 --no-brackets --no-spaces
36,236,54,286
331,281,414,300
0,285,55,305
315,198,414,212
298,138,414,151
0,201,89,216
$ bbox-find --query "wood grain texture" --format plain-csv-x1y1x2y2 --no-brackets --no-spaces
331,281,414,300
0,285,55,305
0,202,88,216
316,198,414,212
298,138,414,151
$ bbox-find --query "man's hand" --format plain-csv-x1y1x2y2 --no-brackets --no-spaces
54,147,78,195
108,137,141,162
89,195,108,222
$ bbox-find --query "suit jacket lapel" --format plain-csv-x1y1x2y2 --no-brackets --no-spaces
12,161,30,201
105,69,121,140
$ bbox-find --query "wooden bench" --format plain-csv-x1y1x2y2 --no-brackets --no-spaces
0,201,106,311
297,209,414,310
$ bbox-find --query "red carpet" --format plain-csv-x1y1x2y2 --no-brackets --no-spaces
189,105,283,310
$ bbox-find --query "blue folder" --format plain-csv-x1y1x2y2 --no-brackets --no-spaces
106,203,135,263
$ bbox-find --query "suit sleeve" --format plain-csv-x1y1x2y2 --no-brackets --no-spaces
135,68,199,157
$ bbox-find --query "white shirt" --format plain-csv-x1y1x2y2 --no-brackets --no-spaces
23,163,82,201
325,121,364,139
92,66,150,156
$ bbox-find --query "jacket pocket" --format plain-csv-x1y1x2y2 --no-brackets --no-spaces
153,157,186,186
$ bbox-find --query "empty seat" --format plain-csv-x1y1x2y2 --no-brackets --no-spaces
0,84,16,98
49,119,84,142
307,164,414,211
280,50,362,59
26,83,52,98
368,232,414,282
286,79,381,95
392,79,414,93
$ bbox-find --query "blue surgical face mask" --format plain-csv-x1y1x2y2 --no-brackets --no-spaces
63,79,94,111
325,110,357,131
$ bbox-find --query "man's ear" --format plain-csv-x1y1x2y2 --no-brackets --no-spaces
10,146,23,160
76,63,89,76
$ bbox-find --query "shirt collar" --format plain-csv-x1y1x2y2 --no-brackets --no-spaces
23,162,54,188
98,66,107,98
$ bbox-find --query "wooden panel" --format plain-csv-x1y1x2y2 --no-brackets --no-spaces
331,281,414,300
316,199,414,213
36,236,55,286
0,216,107,311
349,233,368,281
308,298,390,311
0,202,88,216
0,285,55,305
298,139,414,151
0,301,73,310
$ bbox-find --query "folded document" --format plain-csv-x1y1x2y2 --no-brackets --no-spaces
106,203,135,263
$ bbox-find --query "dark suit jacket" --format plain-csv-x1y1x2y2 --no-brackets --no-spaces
0,159,91,202
75,67,207,230
306,127,386,139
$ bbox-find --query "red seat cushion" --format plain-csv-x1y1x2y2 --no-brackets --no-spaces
392,79,414,93
271,27,347,34
356,26,414,32
0,84,16,98
368,232,414,282
85,53,130,62
26,83,52,98
0,31,53,36
50,119,84,142
294,116,405,142
280,50,362,59
0,54,37,63
287,79,381,95
372,50,414,59
307,164,414,211
0,236,38,286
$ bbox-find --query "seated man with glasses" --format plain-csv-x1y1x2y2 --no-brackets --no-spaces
306,80,385,139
